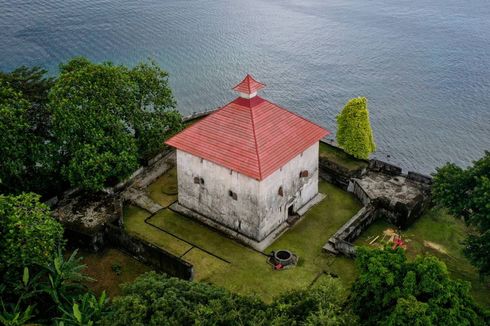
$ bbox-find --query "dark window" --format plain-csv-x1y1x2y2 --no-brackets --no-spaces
278,186,284,197
229,190,237,200
299,170,309,178
194,177,205,185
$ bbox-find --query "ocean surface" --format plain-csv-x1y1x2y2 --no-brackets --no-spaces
1,0,489,174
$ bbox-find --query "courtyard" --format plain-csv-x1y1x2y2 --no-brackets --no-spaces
123,167,361,302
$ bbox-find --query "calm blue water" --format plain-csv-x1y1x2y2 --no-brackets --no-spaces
1,0,489,174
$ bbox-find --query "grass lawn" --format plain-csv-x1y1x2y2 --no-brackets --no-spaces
147,167,178,208
77,248,152,298
123,180,361,302
319,142,368,172
354,208,490,308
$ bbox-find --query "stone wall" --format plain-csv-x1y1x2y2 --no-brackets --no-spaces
320,142,433,257
105,224,193,280
176,143,320,242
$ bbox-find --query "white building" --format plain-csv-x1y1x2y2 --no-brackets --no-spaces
166,75,329,250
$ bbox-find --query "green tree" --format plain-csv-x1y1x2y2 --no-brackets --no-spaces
129,61,182,160
0,68,62,196
0,66,55,140
49,58,139,191
0,81,56,195
104,272,354,326
269,278,356,325
336,97,376,159
49,57,182,191
350,247,488,326
432,152,490,276
0,193,64,283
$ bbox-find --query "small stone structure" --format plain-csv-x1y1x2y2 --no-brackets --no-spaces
322,143,432,256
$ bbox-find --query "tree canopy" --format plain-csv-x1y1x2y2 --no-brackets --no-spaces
0,193,64,284
103,272,355,326
432,152,490,276
336,97,376,160
0,58,182,194
49,57,182,191
350,247,488,326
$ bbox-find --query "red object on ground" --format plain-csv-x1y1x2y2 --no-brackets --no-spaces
392,237,405,250
274,263,283,270
165,75,330,180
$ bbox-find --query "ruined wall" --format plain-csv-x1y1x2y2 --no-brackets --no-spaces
105,224,193,280
257,143,319,240
176,149,262,240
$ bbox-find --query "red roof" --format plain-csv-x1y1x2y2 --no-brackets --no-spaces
166,78,329,180
232,74,266,94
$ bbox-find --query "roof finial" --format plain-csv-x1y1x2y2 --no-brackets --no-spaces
232,74,266,99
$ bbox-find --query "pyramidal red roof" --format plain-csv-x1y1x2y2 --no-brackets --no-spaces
166,76,329,181
232,74,266,94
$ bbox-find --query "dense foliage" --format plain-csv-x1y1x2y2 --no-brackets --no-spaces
432,152,490,276
0,79,58,195
50,57,182,191
0,250,108,325
0,58,182,195
336,97,376,160
0,193,64,284
104,272,355,326
350,247,489,326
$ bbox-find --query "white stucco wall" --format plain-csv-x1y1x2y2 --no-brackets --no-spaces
176,142,320,242
256,143,319,240
176,150,261,239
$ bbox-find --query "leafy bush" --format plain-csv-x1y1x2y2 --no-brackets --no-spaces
336,97,376,160
1,249,108,325
350,247,489,326
104,272,355,326
0,193,64,283
432,152,490,276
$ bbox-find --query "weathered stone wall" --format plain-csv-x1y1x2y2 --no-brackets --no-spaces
257,143,319,240
320,142,433,257
176,143,320,242
176,149,262,240
105,224,193,280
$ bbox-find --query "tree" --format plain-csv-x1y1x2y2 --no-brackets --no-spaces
0,66,55,138
129,60,182,160
350,247,488,326
0,193,64,284
432,152,490,276
104,272,354,326
0,69,61,196
49,57,182,191
336,97,376,159
49,58,139,191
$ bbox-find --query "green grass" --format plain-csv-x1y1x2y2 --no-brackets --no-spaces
147,167,178,208
77,248,152,298
319,142,368,172
123,205,192,256
124,180,361,302
355,208,490,308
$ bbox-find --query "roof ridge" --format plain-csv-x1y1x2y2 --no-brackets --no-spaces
248,104,262,180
